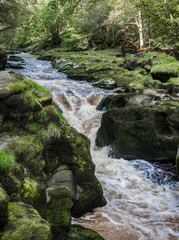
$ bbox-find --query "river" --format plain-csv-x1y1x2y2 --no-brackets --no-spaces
7,53,179,240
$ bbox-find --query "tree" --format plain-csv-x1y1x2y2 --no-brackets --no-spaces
0,0,20,32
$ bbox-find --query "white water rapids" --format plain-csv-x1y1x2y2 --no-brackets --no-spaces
7,53,179,240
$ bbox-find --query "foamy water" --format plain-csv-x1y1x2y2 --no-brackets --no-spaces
7,53,179,240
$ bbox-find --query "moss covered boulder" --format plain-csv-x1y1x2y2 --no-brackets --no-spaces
53,224,104,240
176,145,179,179
0,50,7,70
96,104,179,161
0,185,9,227
1,202,52,240
47,186,73,231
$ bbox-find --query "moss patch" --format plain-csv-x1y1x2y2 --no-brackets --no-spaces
1,202,52,240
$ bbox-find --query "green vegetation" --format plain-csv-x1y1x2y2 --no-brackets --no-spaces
0,151,15,173
0,0,178,54
20,178,39,199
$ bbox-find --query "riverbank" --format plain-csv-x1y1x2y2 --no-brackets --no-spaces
36,48,179,176
1,50,179,239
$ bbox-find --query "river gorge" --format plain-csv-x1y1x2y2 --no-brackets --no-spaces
6,52,179,240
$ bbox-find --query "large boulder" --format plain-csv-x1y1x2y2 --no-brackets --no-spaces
0,71,106,221
0,50,7,70
1,202,52,240
53,224,104,240
96,104,179,161
46,186,73,231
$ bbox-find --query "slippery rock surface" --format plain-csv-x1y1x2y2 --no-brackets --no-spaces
96,85,179,162
46,186,73,231
1,202,52,240
53,225,105,240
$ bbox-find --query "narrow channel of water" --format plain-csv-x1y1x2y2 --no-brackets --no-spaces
7,53,179,240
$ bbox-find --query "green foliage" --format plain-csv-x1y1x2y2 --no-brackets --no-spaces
0,151,15,173
0,0,179,51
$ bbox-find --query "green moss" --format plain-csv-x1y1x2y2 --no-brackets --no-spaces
25,122,40,133
47,186,73,229
0,151,15,173
8,82,27,93
168,77,179,84
23,78,51,95
20,91,42,109
2,202,51,240
151,62,179,76
20,178,39,199
138,52,177,65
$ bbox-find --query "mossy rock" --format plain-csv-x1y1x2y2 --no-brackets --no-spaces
0,50,7,70
151,62,179,82
96,104,179,161
8,56,24,62
47,186,73,231
0,185,9,227
1,202,52,240
20,178,47,218
53,224,104,240
9,136,45,180
72,176,107,217
176,145,179,180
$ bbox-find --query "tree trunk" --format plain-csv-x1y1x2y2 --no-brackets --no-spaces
138,6,145,49
164,0,174,22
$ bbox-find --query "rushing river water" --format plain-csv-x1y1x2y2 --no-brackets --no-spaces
7,53,179,240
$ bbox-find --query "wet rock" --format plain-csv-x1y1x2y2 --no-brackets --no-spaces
0,185,9,227
0,50,7,70
37,56,55,61
0,71,26,100
96,104,179,161
8,56,24,62
1,202,52,240
97,94,129,111
46,186,73,231
53,224,104,240
47,167,76,197
8,64,24,69
176,145,179,179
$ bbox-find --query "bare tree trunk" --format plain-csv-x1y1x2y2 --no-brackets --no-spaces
137,5,145,49
146,5,151,49
112,28,115,47
164,0,174,22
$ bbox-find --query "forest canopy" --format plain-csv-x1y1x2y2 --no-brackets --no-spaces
0,0,178,52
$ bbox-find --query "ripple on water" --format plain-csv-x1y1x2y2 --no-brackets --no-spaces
7,53,179,240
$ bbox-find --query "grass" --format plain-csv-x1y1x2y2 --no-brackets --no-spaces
0,151,15,173
9,82,27,92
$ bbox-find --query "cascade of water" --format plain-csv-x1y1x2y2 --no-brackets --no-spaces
7,53,179,240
